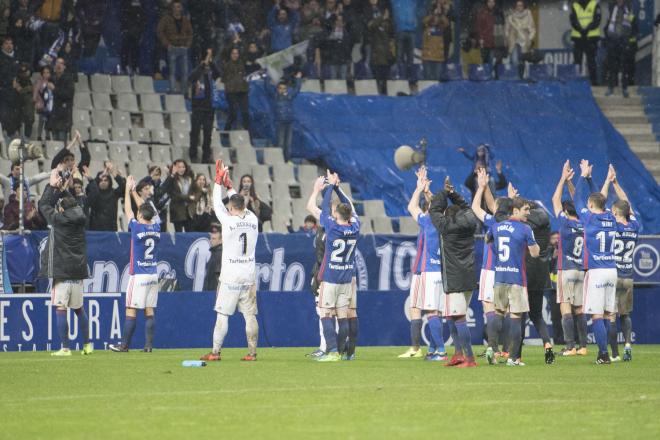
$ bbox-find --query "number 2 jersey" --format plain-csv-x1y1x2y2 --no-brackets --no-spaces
129,219,161,275
484,216,537,286
614,215,640,279
319,214,360,285
557,212,584,271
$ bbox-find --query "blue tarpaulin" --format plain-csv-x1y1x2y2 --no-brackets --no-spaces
249,80,660,233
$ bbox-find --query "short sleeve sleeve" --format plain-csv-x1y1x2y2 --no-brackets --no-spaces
526,225,537,246
417,213,430,227
128,218,137,231
483,213,496,228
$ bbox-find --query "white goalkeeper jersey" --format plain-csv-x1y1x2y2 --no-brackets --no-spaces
213,184,259,285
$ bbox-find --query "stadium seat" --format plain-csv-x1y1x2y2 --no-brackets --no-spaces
468,64,493,82
272,163,297,185
272,197,293,217
130,144,151,162
170,146,190,162
271,180,293,200
75,74,90,93
362,200,386,217
557,64,583,82
87,142,109,161
235,146,258,165
497,64,520,81
354,80,379,96
133,75,155,94
301,79,321,93
338,182,352,199
324,80,348,94
528,64,554,81
73,109,91,128
291,198,307,215
262,148,285,164
87,160,105,177
117,93,139,112
372,217,393,234
269,214,290,233
89,126,110,142
398,216,419,235
90,74,112,93
45,140,64,159
170,113,191,132
91,93,113,111
441,63,463,81
297,164,319,183
107,144,129,161
190,163,211,177
91,110,111,127
111,127,131,142
143,113,165,130
170,129,190,148
417,80,437,92
23,160,40,178
74,93,93,110
254,181,271,202
127,160,149,177
151,145,172,163
229,130,253,149
76,127,90,141
165,95,187,112
141,94,163,112
111,110,131,128
151,128,171,144
387,80,410,96
111,75,133,94
131,127,151,143
231,163,252,181
251,164,272,184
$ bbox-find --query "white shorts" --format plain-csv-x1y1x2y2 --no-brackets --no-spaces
557,269,584,306
583,268,617,315
215,283,257,316
319,282,352,310
51,280,83,309
478,269,495,302
443,291,473,317
126,274,159,309
409,272,443,311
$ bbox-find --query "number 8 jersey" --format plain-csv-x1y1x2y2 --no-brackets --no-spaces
129,219,161,275
319,215,361,285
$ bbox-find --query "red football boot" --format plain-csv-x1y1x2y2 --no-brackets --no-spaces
455,357,477,368
241,353,257,361
445,353,466,367
200,352,221,361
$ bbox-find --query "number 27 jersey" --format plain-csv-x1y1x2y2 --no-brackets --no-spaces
129,219,161,275
319,215,360,285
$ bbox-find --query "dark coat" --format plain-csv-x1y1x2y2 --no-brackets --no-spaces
310,227,326,295
525,204,551,291
38,185,89,280
367,14,394,66
203,244,222,291
45,71,74,133
222,58,248,93
86,174,125,231
429,190,479,293
161,175,193,223
189,62,220,111
269,77,301,122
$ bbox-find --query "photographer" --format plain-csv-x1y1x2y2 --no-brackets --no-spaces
188,48,219,164
236,174,272,232
38,167,92,356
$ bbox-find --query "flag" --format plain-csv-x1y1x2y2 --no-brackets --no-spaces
256,40,309,83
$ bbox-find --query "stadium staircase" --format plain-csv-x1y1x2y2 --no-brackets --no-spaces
594,86,660,184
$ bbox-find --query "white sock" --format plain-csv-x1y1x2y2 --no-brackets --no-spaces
244,314,258,355
212,313,229,354
318,318,326,351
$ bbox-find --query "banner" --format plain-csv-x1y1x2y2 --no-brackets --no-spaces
5,232,660,293
1,287,659,352
0,236,12,294
256,40,310,83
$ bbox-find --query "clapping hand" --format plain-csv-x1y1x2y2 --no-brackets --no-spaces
476,168,488,189
607,164,617,183
444,176,454,193
313,175,327,192
507,182,519,198
561,160,574,181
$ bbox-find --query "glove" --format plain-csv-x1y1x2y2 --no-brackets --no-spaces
222,172,233,190
215,159,227,185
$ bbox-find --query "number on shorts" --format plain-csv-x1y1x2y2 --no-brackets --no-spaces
330,238,357,263
498,236,510,262
239,232,247,255
144,238,155,260
572,236,584,258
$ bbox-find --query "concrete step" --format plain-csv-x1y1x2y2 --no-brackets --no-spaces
623,133,657,143
608,116,650,125
602,108,647,118
628,142,660,154
617,125,654,135
644,160,660,171
592,86,640,97
636,152,660,161
595,96,643,106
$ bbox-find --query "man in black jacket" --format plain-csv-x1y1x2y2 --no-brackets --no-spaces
189,48,220,163
87,162,126,231
203,224,223,291
46,57,74,141
429,177,480,367
39,168,92,357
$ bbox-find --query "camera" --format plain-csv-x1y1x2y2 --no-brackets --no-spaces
59,169,72,181
241,183,251,192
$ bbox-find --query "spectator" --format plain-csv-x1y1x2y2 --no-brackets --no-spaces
458,143,493,169
366,4,393,95
0,0,9,39
34,0,65,57
505,0,536,79
237,174,272,232
157,0,193,95
3,182,47,230
203,223,222,291
604,0,636,97
12,62,34,138
188,0,217,66
222,47,250,132
244,41,263,75
322,0,342,21
87,162,126,231
473,0,505,72
161,159,194,232
131,177,161,225
236,0,269,42
76,0,107,57
268,71,301,161
299,0,323,41
464,161,507,202
318,14,352,79
146,165,169,230
391,0,418,84
422,5,449,80
33,65,54,140
267,0,300,53
71,173,92,223
49,131,90,178
189,49,219,164
9,8,36,65
188,173,214,232
570,0,601,85
287,214,318,234
46,57,74,142
0,162,49,205
119,0,146,75
0,36,18,134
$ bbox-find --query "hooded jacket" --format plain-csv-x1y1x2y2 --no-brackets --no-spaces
525,203,551,291
86,173,125,231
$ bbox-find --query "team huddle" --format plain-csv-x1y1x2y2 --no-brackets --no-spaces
48,157,639,366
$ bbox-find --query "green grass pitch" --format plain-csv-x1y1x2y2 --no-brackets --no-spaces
1,346,659,439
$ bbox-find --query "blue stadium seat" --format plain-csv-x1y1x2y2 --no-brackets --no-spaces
528,64,554,81
468,64,492,81
497,64,520,81
441,63,463,81
556,64,584,82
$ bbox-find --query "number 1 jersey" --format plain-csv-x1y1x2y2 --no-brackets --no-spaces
319,215,360,285
221,211,259,284
129,219,161,275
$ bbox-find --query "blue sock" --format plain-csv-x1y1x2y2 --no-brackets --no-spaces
427,315,445,353
145,315,155,348
592,318,608,354
321,318,337,353
347,317,358,356
74,308,89,344
121,317,137,349
456,320,473,358
56,309,69,349
337,318,349,354
509,318,522,360
448,319,462,354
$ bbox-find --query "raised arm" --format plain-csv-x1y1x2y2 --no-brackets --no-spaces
574,159,592,213
483,182,496,214
600,163,615,199
407,167,427,220
306,176,326,219
212,160,234,221
552,160,574,217
124,175,136,221
609,165,632,209
471,168,489,222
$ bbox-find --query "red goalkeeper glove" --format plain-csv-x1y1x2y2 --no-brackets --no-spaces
215,159,233,189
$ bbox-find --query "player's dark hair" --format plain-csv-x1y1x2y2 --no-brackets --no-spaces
59,195,78,211
210,222,222,233
60,150,74,163
613,200,631,220
304,215,317,225
588,192,606,210
494,197,512,221
229,194,245,211
138,203,155,221
562,200,577,217
336,203,352,221
511,196,530,211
